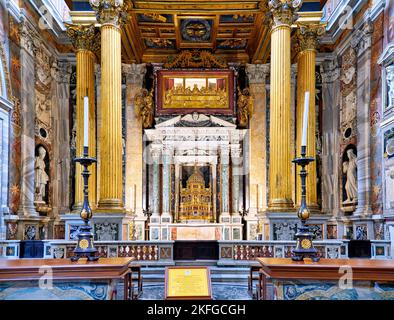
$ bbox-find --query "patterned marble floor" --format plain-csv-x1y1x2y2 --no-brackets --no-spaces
138,284,253,300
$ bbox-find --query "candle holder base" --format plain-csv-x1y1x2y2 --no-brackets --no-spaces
71,224,99,262
71,147,98,262
292,223,320,262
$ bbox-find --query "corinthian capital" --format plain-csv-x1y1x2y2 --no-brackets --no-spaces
90,0,129,27
122,63,147,86
66,24,98,52
269,0,303,28
296,22,326,52
246,64,270,84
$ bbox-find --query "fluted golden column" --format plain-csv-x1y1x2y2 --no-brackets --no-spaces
66,24,98,210
268,0,302,211
295,23,326,210
91,0,126,211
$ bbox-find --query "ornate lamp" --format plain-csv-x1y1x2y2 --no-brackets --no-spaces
291,91,320,262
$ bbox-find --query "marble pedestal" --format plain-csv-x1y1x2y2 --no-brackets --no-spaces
61,212,134,241
258,212,330,241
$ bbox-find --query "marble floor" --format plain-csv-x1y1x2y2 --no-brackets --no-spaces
138,284,254,300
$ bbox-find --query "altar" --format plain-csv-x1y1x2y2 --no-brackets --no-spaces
169,223,222,241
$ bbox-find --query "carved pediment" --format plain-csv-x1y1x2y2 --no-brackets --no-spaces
155,113,236,128
164,50,228,69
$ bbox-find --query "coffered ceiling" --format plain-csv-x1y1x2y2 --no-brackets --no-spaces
70,0,322,64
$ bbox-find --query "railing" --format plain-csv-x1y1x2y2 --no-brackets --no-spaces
218,240,348,264
44,240,174,264
1,239,391,261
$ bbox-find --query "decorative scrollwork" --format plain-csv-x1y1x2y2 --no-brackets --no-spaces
164,50,227,69
134,88,154,129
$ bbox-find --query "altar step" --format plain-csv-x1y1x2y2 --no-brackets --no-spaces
139,266,252,284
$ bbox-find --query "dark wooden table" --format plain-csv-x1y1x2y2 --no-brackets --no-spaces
256,258,394,300
0,258,134,300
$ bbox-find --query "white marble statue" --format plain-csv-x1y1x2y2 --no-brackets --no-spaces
386,65,394,110
343,149,358,203
34,146,49,203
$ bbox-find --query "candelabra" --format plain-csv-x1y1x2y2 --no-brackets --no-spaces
71,146,98,262
291,145,320,262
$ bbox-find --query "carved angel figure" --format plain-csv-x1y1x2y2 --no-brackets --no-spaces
237,87,254,128
134,89,154,129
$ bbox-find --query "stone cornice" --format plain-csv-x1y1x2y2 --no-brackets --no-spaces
378,42,394,67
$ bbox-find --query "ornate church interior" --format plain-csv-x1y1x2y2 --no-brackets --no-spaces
0,0,394,301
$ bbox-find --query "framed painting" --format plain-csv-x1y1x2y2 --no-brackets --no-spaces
156,70,235,115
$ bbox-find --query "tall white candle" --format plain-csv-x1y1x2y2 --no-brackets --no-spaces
301,91,310,147
83,96,89,148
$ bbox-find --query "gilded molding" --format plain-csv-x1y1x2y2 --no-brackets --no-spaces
90,0,130,27
66,24,99,53
164,50,227,69
268,0,302,28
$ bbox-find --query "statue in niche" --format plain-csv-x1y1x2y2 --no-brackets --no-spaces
386,66,394,110
34,146,49,204
134,88,154,129
237,87,254,128
343,149,357,204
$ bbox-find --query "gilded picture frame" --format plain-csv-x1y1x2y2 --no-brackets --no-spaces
156,70,235,115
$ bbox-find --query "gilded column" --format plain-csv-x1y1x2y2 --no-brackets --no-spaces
246,64,269,215
295,23,325,210
66,24,98,210
268,0,302,211
91,0,126,212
